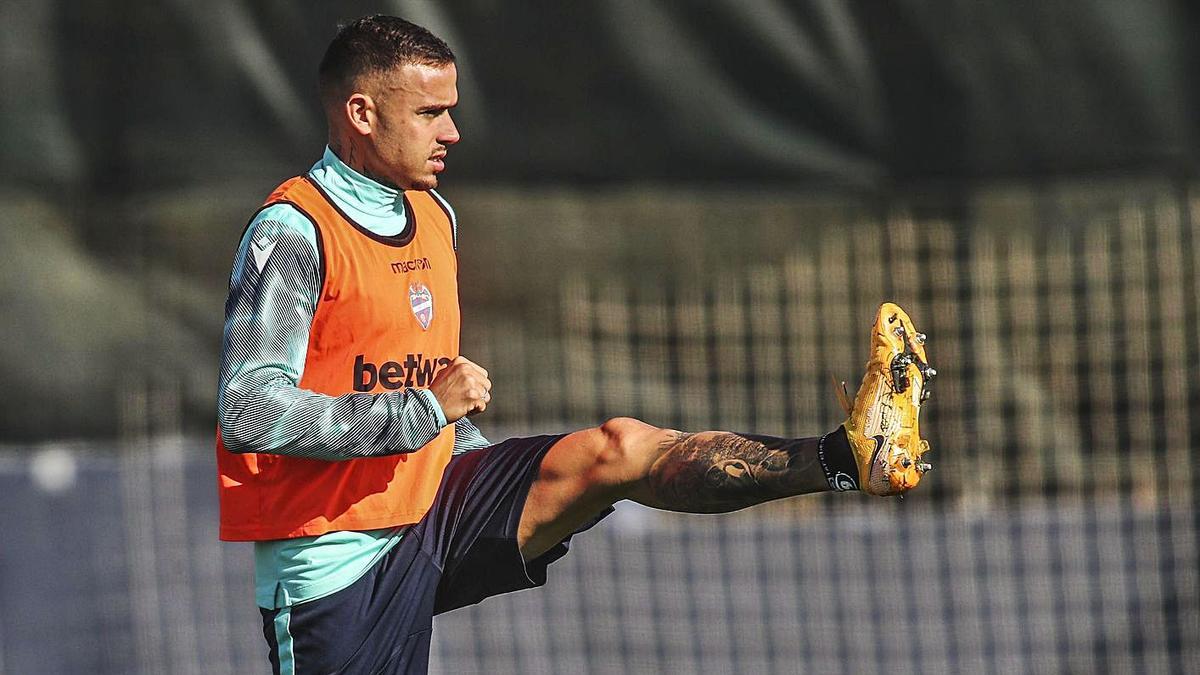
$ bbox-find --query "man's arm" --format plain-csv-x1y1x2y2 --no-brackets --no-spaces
217,205,457,460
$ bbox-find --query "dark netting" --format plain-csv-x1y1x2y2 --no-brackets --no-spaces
435,180,1199,672
2,179,1196,673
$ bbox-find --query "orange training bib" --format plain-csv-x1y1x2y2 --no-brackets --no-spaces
218,176,460,541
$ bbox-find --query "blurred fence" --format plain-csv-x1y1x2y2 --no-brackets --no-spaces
545,189,1198,506
2,179,1198,673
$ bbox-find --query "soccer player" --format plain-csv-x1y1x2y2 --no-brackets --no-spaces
216,15,935,674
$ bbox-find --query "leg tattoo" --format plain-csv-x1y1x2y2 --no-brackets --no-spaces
644,431,835,513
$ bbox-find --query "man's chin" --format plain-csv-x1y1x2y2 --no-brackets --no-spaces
406,175,438,191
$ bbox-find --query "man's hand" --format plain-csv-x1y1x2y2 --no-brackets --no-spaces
429,356,492,422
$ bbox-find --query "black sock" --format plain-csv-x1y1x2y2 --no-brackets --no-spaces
816,426,860,491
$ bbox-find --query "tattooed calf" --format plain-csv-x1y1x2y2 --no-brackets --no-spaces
646,431,828,513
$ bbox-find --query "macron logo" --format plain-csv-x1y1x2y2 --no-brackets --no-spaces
251,236,277,272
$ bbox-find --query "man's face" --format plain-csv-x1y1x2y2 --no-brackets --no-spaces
368,62,460,191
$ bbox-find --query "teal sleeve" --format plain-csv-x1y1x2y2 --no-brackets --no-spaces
452,417,491,454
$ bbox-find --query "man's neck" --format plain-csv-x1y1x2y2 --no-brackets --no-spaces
309,145,410,237
328,135,401,191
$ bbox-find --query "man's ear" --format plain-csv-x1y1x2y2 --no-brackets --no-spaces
344,92,376,136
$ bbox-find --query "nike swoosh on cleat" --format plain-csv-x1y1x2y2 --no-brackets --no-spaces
870,434,886,462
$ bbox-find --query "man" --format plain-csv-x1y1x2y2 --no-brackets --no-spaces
216,15,935,674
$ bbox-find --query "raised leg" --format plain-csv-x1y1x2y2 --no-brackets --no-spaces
517,418,849,560
517,301,936,560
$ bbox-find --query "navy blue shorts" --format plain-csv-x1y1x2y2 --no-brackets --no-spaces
260,434,611,674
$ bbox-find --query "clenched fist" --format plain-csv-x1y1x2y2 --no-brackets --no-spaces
429,356,492,422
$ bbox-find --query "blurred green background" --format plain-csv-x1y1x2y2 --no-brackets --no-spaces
1,2,1197,673
2,0,1196,441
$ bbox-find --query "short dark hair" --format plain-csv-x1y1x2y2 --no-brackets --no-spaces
318,15,455,106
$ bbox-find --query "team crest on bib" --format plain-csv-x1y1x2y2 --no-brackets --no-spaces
409,282,434,330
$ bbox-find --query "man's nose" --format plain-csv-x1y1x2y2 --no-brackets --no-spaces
440,113,460,145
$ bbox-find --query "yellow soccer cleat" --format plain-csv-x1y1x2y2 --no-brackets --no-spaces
836,302,936,496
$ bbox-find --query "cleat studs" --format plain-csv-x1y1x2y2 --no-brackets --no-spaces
914,332,927,345
916,462,932,472
890,353,914,393
901,458,912,468
919,365,937,400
